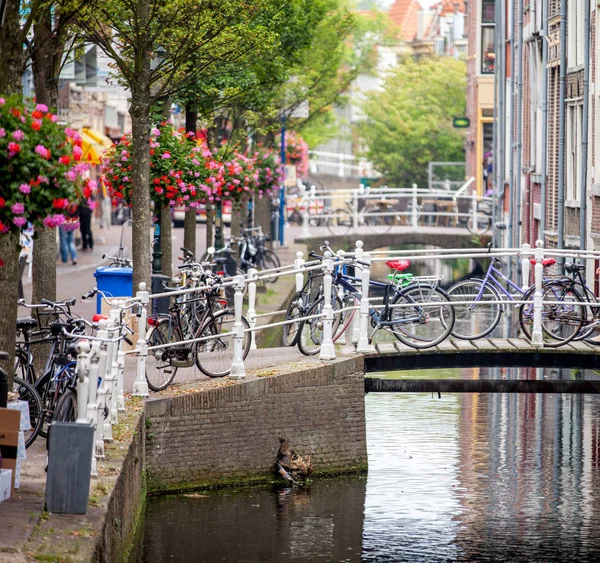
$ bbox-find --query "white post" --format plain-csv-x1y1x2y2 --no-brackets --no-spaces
411,183,418,228
116,349,126,412
351,240,364,344
470,191,478,233
132,283,150,397
301,193,311,238
94,320,108,457
531,240,545,347
229,275,247,379
356,252,376,352
319,253,336,360
352,189,359,230
87,340,101,477
294,251,305,293
247,268,258,350
75,340,91,425
336,250,347,345
520,243,531,291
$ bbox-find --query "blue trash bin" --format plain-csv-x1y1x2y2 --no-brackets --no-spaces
93,267,133,313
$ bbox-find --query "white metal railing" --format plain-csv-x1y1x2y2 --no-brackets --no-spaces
308,150,381,178
291,180,485,238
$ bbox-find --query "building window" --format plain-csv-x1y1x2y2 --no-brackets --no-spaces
482,0,496,22
567,103,583,202
481,27,496,73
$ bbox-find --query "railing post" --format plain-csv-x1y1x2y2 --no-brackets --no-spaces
229,275,247,379
133,283,150,397
520,243,531,290
531,240,545,347
356,252,375,353
319,253,336,360
294,251,305,293
301,193,311,238
336,250,347,345
94,320,108,457
352,189,359,230
247,268,258,350
75,340,91,425
87,340,101,477
411,183,418,228
351,240,364,344
470,190,478,234
116,349,126,412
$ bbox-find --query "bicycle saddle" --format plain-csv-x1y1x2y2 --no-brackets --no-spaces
386,260,411,272
16,317,38,330
528,258,556,267
564,262,585,273
49,322,72,335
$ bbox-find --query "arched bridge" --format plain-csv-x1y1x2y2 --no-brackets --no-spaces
294,226,491,252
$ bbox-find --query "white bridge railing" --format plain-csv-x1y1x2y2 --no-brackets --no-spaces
293,178,486,238
70,239,600,478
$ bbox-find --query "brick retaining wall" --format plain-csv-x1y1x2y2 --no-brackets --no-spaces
144,356,368,493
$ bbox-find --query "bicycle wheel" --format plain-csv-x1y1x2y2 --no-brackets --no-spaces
390,284,455,348
445,279,502,340
282,292,304,347
467,212,492,235
364,204,393,234
519,284,585,347
146,319,179,391
53,389,77,423
195,310,251,377
13,376,43,448
263,249,280,268
333,293,357,343
327,208,352,236
298,298,325,356
573,284,599,341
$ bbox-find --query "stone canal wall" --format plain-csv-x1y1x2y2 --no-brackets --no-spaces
144,356,368,493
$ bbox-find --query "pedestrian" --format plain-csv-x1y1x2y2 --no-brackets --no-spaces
79,195,94,251
59,202,79,265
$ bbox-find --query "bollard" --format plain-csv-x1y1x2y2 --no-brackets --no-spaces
319,253,336,360
531,240,545,347
75,340,91,425
87,340,101,477
247,268,258,350
133,282,150,397
520,243,531,290
351,241,364,345
411,183,419,228
356,252,375,353
229,275,247,379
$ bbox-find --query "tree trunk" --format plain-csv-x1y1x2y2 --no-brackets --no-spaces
255,195,272,241
184,106,198,256
130,101,152,293
0,233,20,385
160,206,172,279
183,210,196,256
206,203,214,251
0,1,26,96
231,201,242,240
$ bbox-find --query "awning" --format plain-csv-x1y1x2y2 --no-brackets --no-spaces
79,128,113,165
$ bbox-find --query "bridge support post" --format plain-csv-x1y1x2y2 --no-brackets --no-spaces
531,240,545,347
357,252,376,353
350,241,364,345
230,275,247,378
411,184,419,228
132,283,150,397
247,268,258,350
520,243,531,290
319,253,336,360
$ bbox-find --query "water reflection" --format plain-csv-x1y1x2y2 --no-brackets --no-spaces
136,367,600,562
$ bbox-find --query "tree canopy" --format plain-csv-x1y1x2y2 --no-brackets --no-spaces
358,56,467,188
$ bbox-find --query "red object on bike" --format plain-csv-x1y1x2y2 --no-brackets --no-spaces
219,299,228,307
386,260,411,272
216,271,226,276
92,314,108,322
147,317,159,326
528,258,556,267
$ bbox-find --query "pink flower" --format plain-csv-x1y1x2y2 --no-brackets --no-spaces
162,152,171,159
13,217,27,227
35,103,49,113
65,170,77,182
19,183,31,194
34,144,50,159
0,98,5,105
0,128,5,137
12,129,24,141
152,128,160,136
11,203,25,215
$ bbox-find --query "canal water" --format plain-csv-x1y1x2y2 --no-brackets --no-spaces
134,366,600,562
